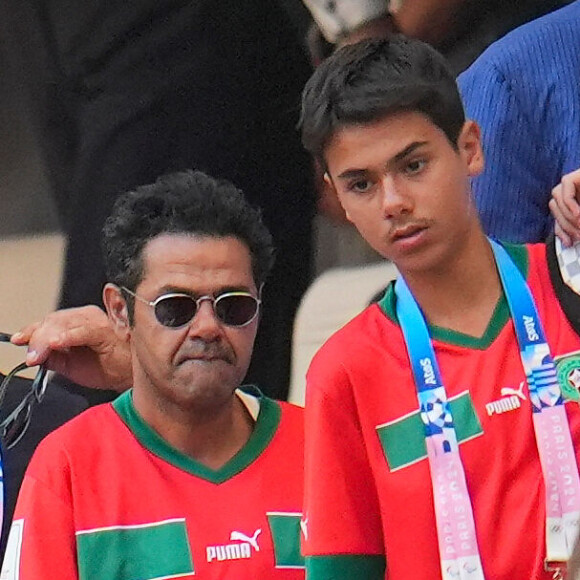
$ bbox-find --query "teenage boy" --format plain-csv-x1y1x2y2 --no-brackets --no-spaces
298,36,580,579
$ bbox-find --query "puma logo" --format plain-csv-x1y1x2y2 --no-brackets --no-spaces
500,381,526,401
230,529,262,552
487,382,526,416
207,528,262,563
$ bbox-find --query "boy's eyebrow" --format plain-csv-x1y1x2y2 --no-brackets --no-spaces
336,141,429,180
336,168,369,180
393,141,428,163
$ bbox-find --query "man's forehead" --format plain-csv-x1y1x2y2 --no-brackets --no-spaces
143,232,249,254
139,233,255,287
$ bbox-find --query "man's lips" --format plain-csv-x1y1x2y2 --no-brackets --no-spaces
183,355,224,362
176,347,234,366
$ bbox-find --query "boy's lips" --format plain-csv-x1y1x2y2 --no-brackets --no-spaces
389,222,429,243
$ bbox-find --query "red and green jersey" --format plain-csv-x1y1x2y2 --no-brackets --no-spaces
303,243,580,579
1,388,305,580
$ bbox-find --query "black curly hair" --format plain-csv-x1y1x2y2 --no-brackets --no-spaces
102,170,275,315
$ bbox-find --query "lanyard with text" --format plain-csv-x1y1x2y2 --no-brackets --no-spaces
395,239,580,579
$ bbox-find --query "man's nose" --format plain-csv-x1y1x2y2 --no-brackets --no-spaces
186,299,221,339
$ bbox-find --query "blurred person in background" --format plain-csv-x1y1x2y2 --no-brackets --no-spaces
459,0,580,243
0,0,315,405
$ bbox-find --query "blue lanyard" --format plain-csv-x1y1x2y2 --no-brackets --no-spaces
396,271,484,580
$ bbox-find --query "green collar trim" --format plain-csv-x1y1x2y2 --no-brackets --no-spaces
378,242,528,349
112,386,281,484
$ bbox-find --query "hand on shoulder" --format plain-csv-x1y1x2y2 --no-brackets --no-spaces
550,168,580,247
11,305,132,392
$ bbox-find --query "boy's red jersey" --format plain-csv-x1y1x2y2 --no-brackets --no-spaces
304,243,580,579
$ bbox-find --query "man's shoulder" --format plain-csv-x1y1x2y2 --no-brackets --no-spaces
277,399,304,418
481,3,580,59
31,401,120,460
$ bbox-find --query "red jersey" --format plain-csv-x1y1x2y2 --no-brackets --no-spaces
303,243,580,579
1,388,305,580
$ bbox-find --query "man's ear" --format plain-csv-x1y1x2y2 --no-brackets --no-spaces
103,283,131,341
457,120,484,178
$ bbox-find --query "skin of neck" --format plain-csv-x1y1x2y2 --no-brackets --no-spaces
132,381,255,471
400,224,502,337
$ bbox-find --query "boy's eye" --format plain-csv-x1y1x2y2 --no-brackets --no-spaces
349,179,373,193
404,159,426,175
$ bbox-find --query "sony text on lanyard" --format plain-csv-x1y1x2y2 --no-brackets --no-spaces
394,239,580,580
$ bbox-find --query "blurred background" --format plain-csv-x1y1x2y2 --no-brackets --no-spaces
0,41,62,372
0,0,572,376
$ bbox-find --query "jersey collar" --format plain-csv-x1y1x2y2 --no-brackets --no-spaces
378,242,529,349
112,386,281,484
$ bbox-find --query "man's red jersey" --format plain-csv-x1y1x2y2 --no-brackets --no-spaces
2,388,305,580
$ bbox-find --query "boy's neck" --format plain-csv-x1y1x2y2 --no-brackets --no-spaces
400,230,502,338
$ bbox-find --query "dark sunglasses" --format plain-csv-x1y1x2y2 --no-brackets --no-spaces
121,287,261,328
0,332,48,450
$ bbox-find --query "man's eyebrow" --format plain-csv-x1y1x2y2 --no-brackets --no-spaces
157,284,253,296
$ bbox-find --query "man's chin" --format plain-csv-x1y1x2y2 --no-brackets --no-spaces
171,371,241,408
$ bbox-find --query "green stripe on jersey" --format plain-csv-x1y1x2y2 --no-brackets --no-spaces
112,386,281,483
266,512,305,569
378,242,529,349
376,390,483,471
305,554,386,578
76,518,194,580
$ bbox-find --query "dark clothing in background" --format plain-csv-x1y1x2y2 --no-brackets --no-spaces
0,375,88,557
439,0,572,73
1,0,315,403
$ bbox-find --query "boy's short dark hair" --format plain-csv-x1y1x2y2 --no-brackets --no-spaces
299,35,466,161
103,170,275,310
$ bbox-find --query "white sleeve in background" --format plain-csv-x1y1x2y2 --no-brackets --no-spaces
302,0,390,43
556,237,580,294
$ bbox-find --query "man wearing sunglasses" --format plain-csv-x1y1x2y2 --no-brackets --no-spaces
1,170,305,579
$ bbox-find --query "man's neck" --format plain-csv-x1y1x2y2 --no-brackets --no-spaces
133,389,254,470
401,230,502,337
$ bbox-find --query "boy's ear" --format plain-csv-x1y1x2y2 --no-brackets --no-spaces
323,171,353,222
458,120,484,177
102,283,131,340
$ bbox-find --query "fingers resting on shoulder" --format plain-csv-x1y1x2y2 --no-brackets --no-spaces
551,168,580,247
11,305,111,366
9,306,132,392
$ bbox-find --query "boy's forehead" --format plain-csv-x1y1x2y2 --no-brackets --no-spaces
323,111,451,169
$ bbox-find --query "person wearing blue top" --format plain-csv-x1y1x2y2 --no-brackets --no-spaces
457,0,580,243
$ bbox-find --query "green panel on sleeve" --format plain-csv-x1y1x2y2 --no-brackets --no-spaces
267,512,305,569
306,554,386,579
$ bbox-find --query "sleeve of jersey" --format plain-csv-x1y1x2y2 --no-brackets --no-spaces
1,449,78,579
303,351,386,579
458,58,558,243
547,232,580,334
